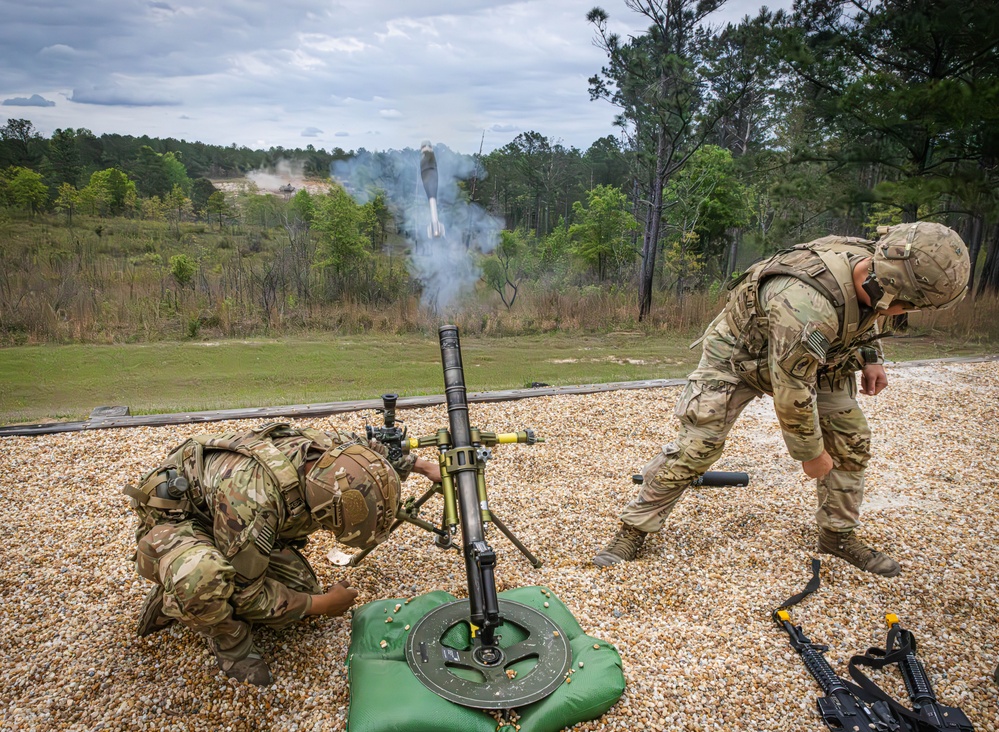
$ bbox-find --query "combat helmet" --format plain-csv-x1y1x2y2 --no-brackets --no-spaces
304,443,400,549
867,222,971,311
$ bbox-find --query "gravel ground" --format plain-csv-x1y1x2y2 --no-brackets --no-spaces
1,361,997,732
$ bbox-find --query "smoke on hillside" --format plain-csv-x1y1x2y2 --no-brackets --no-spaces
331,143,501,310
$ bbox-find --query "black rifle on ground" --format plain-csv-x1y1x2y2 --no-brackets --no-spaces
773,559,902,732
847,614,974,732
775,561,976,732
774,605,902,732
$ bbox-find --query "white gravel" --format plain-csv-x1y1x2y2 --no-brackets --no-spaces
1,361,997,731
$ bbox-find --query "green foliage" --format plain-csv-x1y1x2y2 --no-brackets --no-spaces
43,128,84,189
312,184,370,274
207,191,231,230
482,131,587,237
161,152,191,194
536,220,574,271
788,0,999,221
132,145,173,199
141,196,166,222
480,229,527,309
662,145,749,287
584,136,630,189
3,166,49,215
54,183,80,223
169,253,197,288
240,192,284,228
0,118,44,168
569,185,639,280
289,189,315,226
360,191,390,248
863,204,904,237
190,177,218,215
81,168,137,217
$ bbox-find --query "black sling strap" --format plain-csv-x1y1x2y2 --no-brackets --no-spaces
776,560,970,732
776,557,822,611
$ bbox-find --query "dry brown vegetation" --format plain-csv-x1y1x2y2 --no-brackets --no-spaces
3,214,999,347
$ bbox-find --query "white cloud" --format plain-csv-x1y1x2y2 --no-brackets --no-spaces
0,0,792,153
39,44,80,57
299,34,369,53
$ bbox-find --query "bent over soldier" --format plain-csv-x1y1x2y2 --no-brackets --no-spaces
125,422,440,685
593,222,971,576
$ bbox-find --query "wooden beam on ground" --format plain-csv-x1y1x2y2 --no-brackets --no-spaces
2,353,996,437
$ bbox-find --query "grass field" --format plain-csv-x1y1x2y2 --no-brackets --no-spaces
0,331,993,425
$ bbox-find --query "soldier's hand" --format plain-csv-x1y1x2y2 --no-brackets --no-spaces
412,457,442,483
802,451,834,479
860,364,888,396
307,580,359,618
368,438,389,458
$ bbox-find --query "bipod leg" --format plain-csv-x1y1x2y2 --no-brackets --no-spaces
435,503,454,550
409,482,443,512
488,512,543,568
349,484,446,567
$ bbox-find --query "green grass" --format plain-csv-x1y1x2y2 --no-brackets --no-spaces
0,332,993,425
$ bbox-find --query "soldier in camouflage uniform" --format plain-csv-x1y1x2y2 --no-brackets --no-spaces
125,422,441,686
593,223,971,576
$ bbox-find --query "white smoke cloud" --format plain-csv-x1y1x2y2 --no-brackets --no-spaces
246,159,308,193
331,143,502,310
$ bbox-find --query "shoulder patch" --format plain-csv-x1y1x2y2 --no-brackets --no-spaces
788,355,813,379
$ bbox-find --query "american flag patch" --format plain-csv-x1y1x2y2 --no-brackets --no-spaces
254,523,276,555
805,329,830,360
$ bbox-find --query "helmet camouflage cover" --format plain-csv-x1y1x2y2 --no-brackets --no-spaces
304,443,400,549
871,222,971,311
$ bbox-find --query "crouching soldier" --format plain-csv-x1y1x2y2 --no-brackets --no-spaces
125,422,440,686
594,222,971,576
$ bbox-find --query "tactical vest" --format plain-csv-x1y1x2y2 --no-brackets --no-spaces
725,236,879,365
124,422,358,531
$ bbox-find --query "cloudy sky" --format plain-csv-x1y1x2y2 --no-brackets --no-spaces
0,0,786,156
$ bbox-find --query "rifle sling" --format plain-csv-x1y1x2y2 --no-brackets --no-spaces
775,557,821,611
847,638,955,732
777,561,959,732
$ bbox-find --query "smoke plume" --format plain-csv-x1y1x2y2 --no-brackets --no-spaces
247,159,308,194
331,143,501,310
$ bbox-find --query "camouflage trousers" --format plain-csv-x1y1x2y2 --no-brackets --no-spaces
135,520,320,660
619,373,871,534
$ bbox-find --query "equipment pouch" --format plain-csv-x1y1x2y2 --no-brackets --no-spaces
124,466,192,543
135,522,208,583
736,358,772,394
135,540,160,582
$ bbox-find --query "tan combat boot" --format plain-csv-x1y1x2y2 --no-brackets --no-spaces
136,585,176,637
209,638,273,686
818,529,901,577
593,524,648,566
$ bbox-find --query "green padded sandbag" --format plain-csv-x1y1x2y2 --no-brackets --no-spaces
346,586,625,732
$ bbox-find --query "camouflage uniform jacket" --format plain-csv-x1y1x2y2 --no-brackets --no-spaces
127,424,394,621
698,237,890,462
